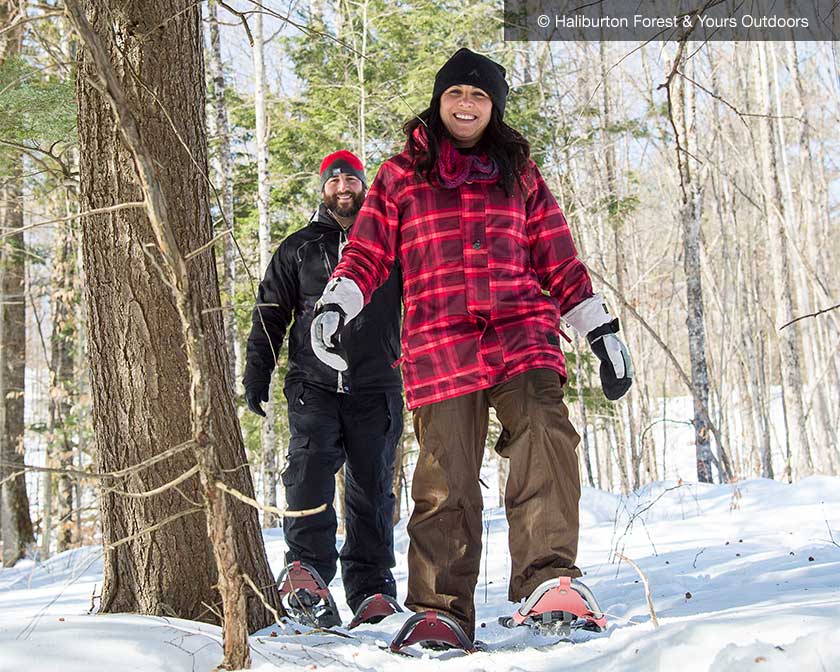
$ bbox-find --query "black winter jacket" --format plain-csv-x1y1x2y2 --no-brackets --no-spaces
243,204,402,394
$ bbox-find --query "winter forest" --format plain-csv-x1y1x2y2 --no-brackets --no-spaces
1,1,839,671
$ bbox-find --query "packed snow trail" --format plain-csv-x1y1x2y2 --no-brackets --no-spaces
1,477,838,671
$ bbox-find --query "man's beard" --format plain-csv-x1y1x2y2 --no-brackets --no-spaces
324,190,365,218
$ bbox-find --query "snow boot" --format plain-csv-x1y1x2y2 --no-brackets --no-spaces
390,611,478,654
498,576,607,636
277,561,342,628
347,593,403,629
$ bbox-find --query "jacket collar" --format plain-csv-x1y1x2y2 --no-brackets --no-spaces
309,203,346,232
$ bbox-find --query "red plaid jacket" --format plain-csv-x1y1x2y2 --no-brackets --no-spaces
333,148,593,409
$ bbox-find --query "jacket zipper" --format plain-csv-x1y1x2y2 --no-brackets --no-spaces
320,240,343,393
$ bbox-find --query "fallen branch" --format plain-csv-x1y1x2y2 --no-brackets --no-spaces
616,553,660,628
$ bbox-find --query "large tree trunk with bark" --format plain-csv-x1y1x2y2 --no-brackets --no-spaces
72,0,279,647
0,0,35,567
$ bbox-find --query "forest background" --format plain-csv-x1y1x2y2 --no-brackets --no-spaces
1,0,838,646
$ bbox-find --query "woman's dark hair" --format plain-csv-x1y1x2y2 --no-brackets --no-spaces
402,99,531,197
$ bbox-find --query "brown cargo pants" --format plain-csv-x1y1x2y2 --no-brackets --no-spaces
405,368,582,640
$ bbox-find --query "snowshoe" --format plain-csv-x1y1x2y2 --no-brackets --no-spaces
347,593,403,629
277,561,341,628
390,611,478,654
498,576,607,636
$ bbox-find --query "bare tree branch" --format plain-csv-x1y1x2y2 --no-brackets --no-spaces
214,480,326,519
0,201,146,240
780,302,840,330
106,507,204,550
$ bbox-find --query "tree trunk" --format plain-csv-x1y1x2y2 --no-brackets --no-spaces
49,195,78,553
669,45,714,483
0,0,35,566
207,0,240,388
72,0,279,653
599,40,638,491
252,8,278,529
755,41,813,479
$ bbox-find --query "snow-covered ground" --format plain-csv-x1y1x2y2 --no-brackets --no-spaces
1,477,839,672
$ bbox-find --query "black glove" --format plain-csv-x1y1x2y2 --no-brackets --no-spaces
244,379,270,417
587,318,634,401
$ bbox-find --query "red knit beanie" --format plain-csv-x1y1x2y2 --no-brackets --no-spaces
319,150,367,190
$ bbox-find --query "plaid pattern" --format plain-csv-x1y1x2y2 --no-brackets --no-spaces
333,151,593,409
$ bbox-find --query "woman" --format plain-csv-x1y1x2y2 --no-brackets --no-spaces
311,48,633,644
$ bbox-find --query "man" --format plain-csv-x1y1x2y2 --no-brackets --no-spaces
243,150,403,626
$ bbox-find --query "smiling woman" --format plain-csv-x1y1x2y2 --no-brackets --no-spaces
310,47,634,650
439,84,493,148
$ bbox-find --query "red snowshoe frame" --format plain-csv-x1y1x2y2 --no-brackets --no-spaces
390,611,477,653
347,593,403,629
500,577,607,634
276,561,341,628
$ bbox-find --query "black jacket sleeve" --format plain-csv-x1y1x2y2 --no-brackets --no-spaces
242,241,298,388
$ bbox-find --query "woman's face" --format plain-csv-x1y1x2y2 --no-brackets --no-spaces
439,84,493,148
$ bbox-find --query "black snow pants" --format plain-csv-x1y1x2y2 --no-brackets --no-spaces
282,381,403,613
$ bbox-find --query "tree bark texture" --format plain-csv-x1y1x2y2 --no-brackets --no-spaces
0,0,35,567
72,0,278,636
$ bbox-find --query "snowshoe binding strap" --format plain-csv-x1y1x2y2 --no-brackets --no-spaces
500,577,607,633
276,561,341,628
390,611,477,653
347,593,403,629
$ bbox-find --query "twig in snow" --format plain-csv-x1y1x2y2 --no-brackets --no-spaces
826,520,840,549
616,553,660,629
692,548,705,568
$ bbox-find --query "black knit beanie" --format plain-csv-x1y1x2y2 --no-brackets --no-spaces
432,48,509,118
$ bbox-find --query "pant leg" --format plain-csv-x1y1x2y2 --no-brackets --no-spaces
405,390,487,640
488,369,582,602
338,390,403,613
282,382,345,585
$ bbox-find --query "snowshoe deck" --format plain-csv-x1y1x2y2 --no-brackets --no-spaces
347,593,403,629
390,611,477,654
277,561,341,628
499,577,607,635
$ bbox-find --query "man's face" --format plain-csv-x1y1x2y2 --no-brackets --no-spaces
323,173,365,217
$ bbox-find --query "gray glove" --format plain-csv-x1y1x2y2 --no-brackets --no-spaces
311,277,364,371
